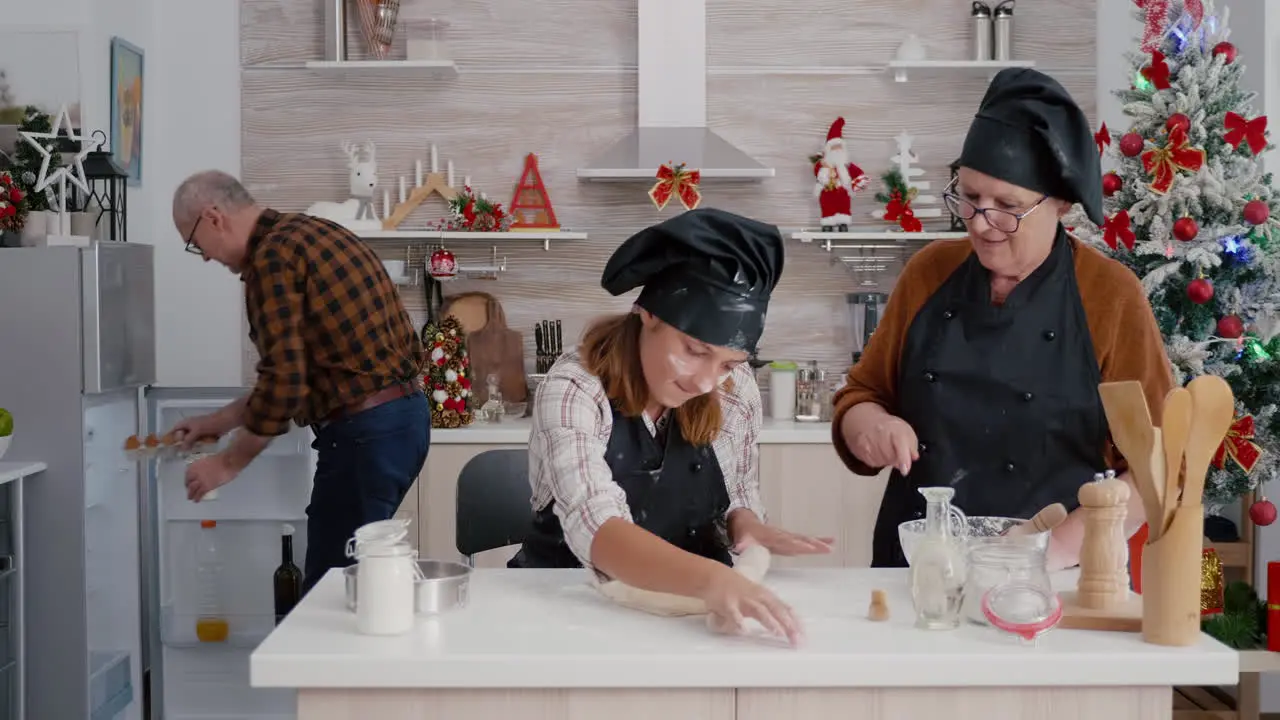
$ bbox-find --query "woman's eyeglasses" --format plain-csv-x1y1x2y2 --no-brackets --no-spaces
941,178,1047,234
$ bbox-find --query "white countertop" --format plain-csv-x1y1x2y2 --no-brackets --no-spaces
250,567,1237,690
0,461,45,486
432,417,832,445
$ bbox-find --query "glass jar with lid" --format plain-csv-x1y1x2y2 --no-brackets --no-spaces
961,540,1053,627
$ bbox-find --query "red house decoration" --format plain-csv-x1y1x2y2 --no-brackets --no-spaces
509,153,560,231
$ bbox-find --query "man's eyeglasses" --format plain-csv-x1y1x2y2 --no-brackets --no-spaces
941,178,1048,234
184,215,204,256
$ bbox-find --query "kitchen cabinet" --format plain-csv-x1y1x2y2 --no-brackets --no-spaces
396,420,888,568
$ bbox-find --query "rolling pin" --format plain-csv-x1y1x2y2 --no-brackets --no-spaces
1004,502,1069,537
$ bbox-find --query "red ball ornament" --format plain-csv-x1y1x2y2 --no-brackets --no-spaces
1172,216,1198,242
1119,132,1145,157
1166,113,1191,133
1213,41,1238,64
1250,498,1277,527
1217,314,1244,339
1187,277,1214,304
1244,199,1270,225
1102,173,1123,196
428,248,458,280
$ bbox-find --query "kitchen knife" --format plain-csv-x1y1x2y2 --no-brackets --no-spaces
554,320,563,356
534,323,544,373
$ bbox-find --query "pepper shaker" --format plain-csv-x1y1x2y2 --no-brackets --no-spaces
970,1,993,61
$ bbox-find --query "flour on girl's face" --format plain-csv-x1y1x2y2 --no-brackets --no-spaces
665,352,717,394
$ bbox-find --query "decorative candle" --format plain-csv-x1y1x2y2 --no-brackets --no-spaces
430,144,438,172
463,175,471,189
398,176,406,203
1269,561,1280,652
383,190,390,219
415,160,422,187
447,160,455,188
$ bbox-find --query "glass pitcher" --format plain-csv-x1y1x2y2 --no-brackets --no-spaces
909,486,968,630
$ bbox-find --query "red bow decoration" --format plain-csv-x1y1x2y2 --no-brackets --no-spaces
1141,50,1172,90
1095,123,1111,157
1103,211,1136,250
1211,413,1263,474
1134,0,1171,52
1223,112,1269,155
649,162,702,211
1141,124,1205,194
883,190,923,232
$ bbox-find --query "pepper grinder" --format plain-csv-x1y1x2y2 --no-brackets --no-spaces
1076,469,1130,610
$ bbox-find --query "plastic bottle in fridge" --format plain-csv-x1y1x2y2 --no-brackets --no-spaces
194,519,230,643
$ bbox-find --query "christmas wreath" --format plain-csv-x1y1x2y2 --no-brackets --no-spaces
437,185,512,232
874,168,923,232
422,315,474,428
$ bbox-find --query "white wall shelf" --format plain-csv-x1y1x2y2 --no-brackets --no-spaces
887,59,1035,83
361,229,587,251
303,59,458,76
791,230,967,251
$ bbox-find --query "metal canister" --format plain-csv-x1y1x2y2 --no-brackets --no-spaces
971,2,993,61
993,0,1015,61
323,0,348,62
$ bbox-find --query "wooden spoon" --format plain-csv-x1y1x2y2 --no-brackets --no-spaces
1159,387,1193,535
1183,375,1236,508
1099,381,1167,540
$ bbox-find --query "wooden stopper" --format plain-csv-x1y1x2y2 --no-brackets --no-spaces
868,589,890,622
1006,503,1068,536
1076,477,1131,610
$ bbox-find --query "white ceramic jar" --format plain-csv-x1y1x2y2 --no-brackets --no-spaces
355,541,417,636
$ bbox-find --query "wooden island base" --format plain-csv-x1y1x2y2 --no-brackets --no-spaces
298,686,1171,720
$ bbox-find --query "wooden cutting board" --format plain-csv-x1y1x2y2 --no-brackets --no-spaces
442,292,528,407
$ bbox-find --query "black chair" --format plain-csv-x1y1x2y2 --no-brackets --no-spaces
454,448,533,565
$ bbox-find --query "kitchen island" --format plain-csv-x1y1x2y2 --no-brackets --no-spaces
250,567,1236,720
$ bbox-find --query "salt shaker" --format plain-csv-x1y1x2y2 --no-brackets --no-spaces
970,2,993,61
993,0,1015,61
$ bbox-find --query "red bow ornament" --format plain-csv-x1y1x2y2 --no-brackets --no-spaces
1095,123,1111,157
1223,112,1269,155
649,162,702,211
882,189,923,232
1134,0,1172,53
1141,124,1205,194
1141,50,1172,91
1103,211,1136,250
1211,413,1263,474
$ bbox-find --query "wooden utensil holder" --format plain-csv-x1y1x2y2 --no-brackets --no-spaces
1141,504,1204,646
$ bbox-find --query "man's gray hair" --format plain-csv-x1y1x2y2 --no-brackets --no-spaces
172,170,256,225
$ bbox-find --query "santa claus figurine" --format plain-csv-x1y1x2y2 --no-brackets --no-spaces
813,117,868,232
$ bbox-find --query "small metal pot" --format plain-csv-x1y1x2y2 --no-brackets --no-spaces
344,559,471,614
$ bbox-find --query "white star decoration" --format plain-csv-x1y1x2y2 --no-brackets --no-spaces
16,103,99,236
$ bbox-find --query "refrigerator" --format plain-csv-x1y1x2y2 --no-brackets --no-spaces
140,387,313,720
0,243,155,720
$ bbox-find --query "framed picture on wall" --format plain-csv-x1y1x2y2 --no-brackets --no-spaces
109,37,143,187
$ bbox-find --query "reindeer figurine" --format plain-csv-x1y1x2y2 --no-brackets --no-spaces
304,139,382,231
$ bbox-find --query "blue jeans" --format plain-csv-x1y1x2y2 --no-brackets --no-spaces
303,391,431,593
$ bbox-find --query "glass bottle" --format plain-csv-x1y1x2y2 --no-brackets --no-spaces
909,487,967,630
479,373,504,423
274,523,303,625
195,519,229,642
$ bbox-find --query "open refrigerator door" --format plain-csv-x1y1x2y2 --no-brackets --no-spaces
143,388,314,720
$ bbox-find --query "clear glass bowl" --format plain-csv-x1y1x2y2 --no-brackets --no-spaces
899,515,1050,566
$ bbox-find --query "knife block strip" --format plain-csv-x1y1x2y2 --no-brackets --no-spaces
1141,504,1204,647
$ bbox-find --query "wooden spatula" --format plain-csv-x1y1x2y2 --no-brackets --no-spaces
1099,381,1167,540
1159,387,1193,535
1184,375,1236,508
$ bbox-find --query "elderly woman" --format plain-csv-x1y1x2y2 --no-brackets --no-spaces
832,68,1173,569
509,208,832,645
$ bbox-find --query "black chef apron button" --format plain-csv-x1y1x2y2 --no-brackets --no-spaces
1022,391,1034,402
942,309,955,320
913,510,924,519
1043,330,1056,341
1004,461,1016,473
924,370,937,382
690,461,703,473
918,441,928,454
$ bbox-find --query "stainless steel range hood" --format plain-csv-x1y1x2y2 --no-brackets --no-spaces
576,0,774,182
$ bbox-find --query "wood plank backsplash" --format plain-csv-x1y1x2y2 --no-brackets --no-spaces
239,0,1097,383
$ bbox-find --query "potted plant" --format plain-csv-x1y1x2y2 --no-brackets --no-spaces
0,408,15,460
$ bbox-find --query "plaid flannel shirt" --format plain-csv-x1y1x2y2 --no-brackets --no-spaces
241,209,424,436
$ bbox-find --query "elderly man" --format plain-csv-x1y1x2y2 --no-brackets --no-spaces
166,170,429,592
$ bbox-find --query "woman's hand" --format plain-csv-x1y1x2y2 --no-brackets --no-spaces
732,518,833,556
845,411,919,475
700,564,804,646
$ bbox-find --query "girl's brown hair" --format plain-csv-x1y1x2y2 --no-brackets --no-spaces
580,313,726,447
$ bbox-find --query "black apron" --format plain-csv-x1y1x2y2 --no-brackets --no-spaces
871,228,1109,567
509,404,733,569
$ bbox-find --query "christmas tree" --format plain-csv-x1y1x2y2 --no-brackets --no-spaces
422,315,474,428
12,106,58,212
1066,0,1279,508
